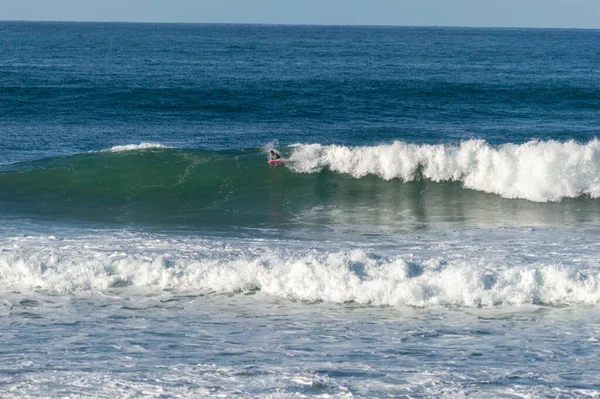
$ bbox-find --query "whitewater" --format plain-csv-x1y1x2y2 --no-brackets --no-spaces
2,224,600,307
3,224,600,398
289,139,600,202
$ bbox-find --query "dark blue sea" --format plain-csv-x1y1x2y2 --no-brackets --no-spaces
1,22,600,398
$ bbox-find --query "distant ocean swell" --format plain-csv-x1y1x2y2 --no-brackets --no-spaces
1,239,599,307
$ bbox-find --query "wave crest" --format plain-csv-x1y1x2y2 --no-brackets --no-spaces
102,142,173,152
288,139,600,202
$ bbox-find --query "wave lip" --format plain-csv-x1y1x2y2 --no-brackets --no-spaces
101,142,173,152
288,139,600,202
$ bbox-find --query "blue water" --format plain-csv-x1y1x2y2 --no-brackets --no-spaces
1,22,600,398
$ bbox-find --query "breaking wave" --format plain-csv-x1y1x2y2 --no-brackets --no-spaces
289,139,600,202
1,140,600,229
1,236,599,307
101,142,173,152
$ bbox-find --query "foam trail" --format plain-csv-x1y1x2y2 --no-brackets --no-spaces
2,243,599,307
288,139,600,202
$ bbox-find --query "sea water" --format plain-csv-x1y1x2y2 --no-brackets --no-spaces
1,22,600,398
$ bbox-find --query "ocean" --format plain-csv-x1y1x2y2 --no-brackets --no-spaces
1,21,600,398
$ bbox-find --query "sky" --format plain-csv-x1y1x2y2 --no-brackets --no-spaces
1,0,600,29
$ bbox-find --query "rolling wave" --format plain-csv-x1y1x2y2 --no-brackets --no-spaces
1,236,599,307
0,140,599,229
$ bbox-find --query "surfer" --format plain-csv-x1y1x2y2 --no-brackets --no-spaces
269,150,281,160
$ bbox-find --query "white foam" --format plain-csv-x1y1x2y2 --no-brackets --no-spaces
1,236,599,307
262,140,280,153
287,139,600,202
0,364,354,399
102,142,173,152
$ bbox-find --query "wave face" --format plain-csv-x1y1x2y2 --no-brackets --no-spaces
1,141,600,230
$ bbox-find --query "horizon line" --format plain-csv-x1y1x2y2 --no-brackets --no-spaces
1,19,599,31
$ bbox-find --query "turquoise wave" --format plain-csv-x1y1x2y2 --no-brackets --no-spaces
0,147,598,230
